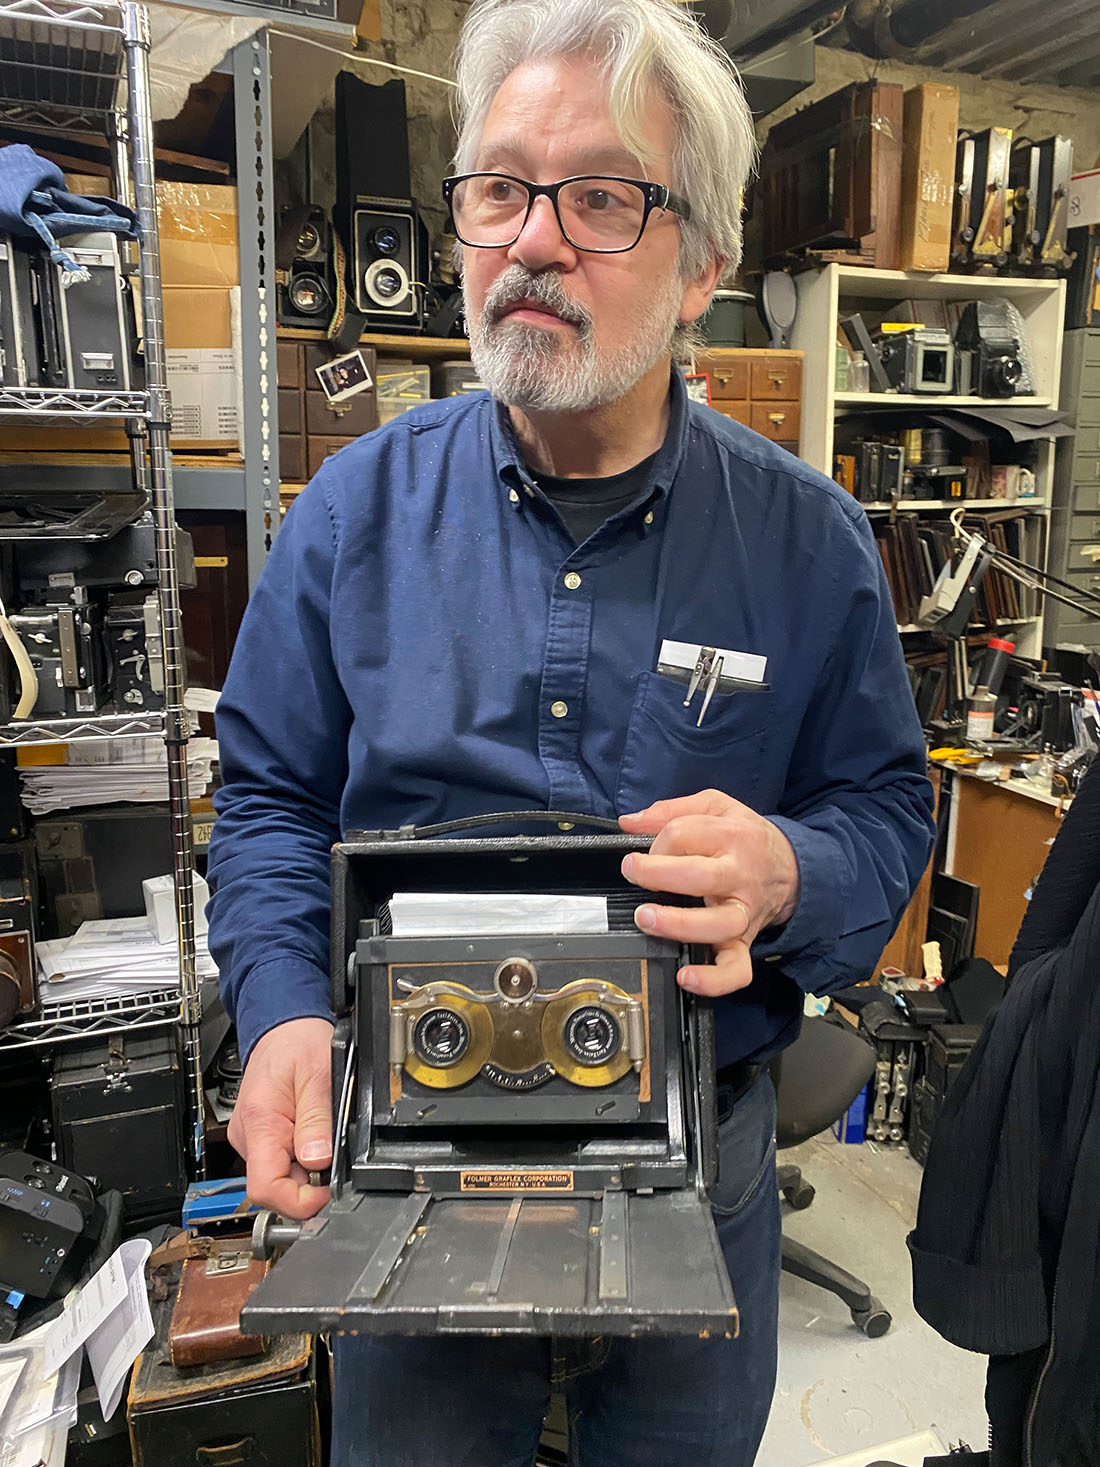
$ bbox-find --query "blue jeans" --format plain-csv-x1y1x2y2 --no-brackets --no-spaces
331,1073,780,1467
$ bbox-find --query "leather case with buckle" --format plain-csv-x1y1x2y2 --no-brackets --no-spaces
169,1246,270,1369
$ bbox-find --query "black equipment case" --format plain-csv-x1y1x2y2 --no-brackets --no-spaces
51,1032,187,1218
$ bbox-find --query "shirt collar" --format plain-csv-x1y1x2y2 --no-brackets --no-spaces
488,363,689,506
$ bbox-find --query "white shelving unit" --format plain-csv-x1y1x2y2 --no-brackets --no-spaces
790,264,1066,661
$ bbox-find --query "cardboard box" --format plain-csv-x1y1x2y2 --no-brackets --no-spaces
899,84,960,272
66,174,239,288
1070,169,1100,228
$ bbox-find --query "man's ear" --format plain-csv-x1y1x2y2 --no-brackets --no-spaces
679,256,726,327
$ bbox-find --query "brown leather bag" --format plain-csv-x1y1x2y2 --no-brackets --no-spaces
168,1244,270,1369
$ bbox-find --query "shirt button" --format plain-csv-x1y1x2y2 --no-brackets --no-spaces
550,700,568,719
563,572,582,590
508,488,520,503
644,511,654,525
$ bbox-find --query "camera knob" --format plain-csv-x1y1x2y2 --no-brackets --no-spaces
251,1210,302,1260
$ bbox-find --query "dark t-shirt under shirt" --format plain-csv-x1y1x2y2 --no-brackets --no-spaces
533,449,659,544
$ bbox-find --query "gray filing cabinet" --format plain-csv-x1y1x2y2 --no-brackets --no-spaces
1046,329,1100,651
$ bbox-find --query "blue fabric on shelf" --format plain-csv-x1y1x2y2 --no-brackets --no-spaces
0,143,137,283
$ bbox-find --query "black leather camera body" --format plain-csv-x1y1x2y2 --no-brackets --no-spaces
245,816,736,1340
955,300,1029,399
275,206,336,330
351,197,428,331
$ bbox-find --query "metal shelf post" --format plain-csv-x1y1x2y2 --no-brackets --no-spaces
233,31,281,588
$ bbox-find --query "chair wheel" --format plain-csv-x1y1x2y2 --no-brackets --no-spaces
851,1298,891,1338
782,1182,815,1210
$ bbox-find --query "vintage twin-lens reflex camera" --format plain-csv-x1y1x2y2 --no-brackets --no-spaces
244,815,736,1339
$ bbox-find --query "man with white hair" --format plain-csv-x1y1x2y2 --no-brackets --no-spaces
208,1,934,1461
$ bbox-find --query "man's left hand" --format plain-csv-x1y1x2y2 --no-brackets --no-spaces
618,789,800,997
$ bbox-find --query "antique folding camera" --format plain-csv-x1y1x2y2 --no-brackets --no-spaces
955,300,1030,398
874,327,954,395
0,235,40,386
30,232,139,392
1008,136,1074,274
9,587,108,720
244,820,736,1339
105,594,164,711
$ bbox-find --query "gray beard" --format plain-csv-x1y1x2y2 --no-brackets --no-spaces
465,264,684,413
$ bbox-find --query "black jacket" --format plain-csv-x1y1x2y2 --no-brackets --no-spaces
908,755,1100,1467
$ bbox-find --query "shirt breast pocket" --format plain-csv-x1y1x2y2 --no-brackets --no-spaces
615,670,774,814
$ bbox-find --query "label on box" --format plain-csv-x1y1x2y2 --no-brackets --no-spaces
1070,170,1100,229
166,348,239,442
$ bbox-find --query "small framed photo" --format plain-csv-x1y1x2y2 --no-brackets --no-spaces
683,371,711,406
315,349,374,404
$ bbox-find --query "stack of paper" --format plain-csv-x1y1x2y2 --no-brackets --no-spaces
17,736,217,814
386,892,609,937
37,915,217,1003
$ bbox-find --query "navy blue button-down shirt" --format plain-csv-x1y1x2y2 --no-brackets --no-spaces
208,369,934,1068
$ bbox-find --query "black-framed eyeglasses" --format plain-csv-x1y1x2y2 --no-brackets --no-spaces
442,172,692,254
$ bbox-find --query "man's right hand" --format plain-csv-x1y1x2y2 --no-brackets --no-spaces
228,1016,335,1220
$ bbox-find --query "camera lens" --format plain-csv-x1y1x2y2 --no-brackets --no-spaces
373,266,403,301
562,1005,620,1066
413,1008,470,1067
371,226,401,256
288,273,329,316
297,222,322,258
990,354,1022,395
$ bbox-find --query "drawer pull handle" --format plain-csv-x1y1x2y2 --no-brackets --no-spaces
768,412,786,425
196,1439,256,1465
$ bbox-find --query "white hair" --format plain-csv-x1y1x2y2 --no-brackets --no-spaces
451,0,757,283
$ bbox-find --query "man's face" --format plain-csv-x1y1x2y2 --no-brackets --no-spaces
460,54,715,414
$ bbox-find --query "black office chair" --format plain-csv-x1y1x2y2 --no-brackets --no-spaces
772,1013,892,1338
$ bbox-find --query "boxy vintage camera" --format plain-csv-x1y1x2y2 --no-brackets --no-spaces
955,301,1030,399
351,198,427,330
245,818,737,1340
874,327,955,395
275,206,336,330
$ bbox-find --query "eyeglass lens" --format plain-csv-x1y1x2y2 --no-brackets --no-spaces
452,175,648,250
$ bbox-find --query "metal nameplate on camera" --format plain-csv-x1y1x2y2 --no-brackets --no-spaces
459,1169,575,1193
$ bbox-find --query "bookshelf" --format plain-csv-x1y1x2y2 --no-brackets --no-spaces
789,264,1066,661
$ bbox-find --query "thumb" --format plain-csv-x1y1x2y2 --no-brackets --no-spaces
292,1065,332,1169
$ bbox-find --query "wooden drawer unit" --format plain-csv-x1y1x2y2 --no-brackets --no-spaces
750,400,801,442
693,348,804,453
750,355,801,401
696,354,749,400
276,339,378,482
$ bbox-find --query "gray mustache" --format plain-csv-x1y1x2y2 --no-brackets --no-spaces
483,267,592,333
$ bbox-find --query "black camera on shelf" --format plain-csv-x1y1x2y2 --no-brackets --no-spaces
874,327,955,395
0,522,195,725
1017,673,1082,752
351,198,428,331
955,301,1030,398
0,231,140,391
275,206,336,330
